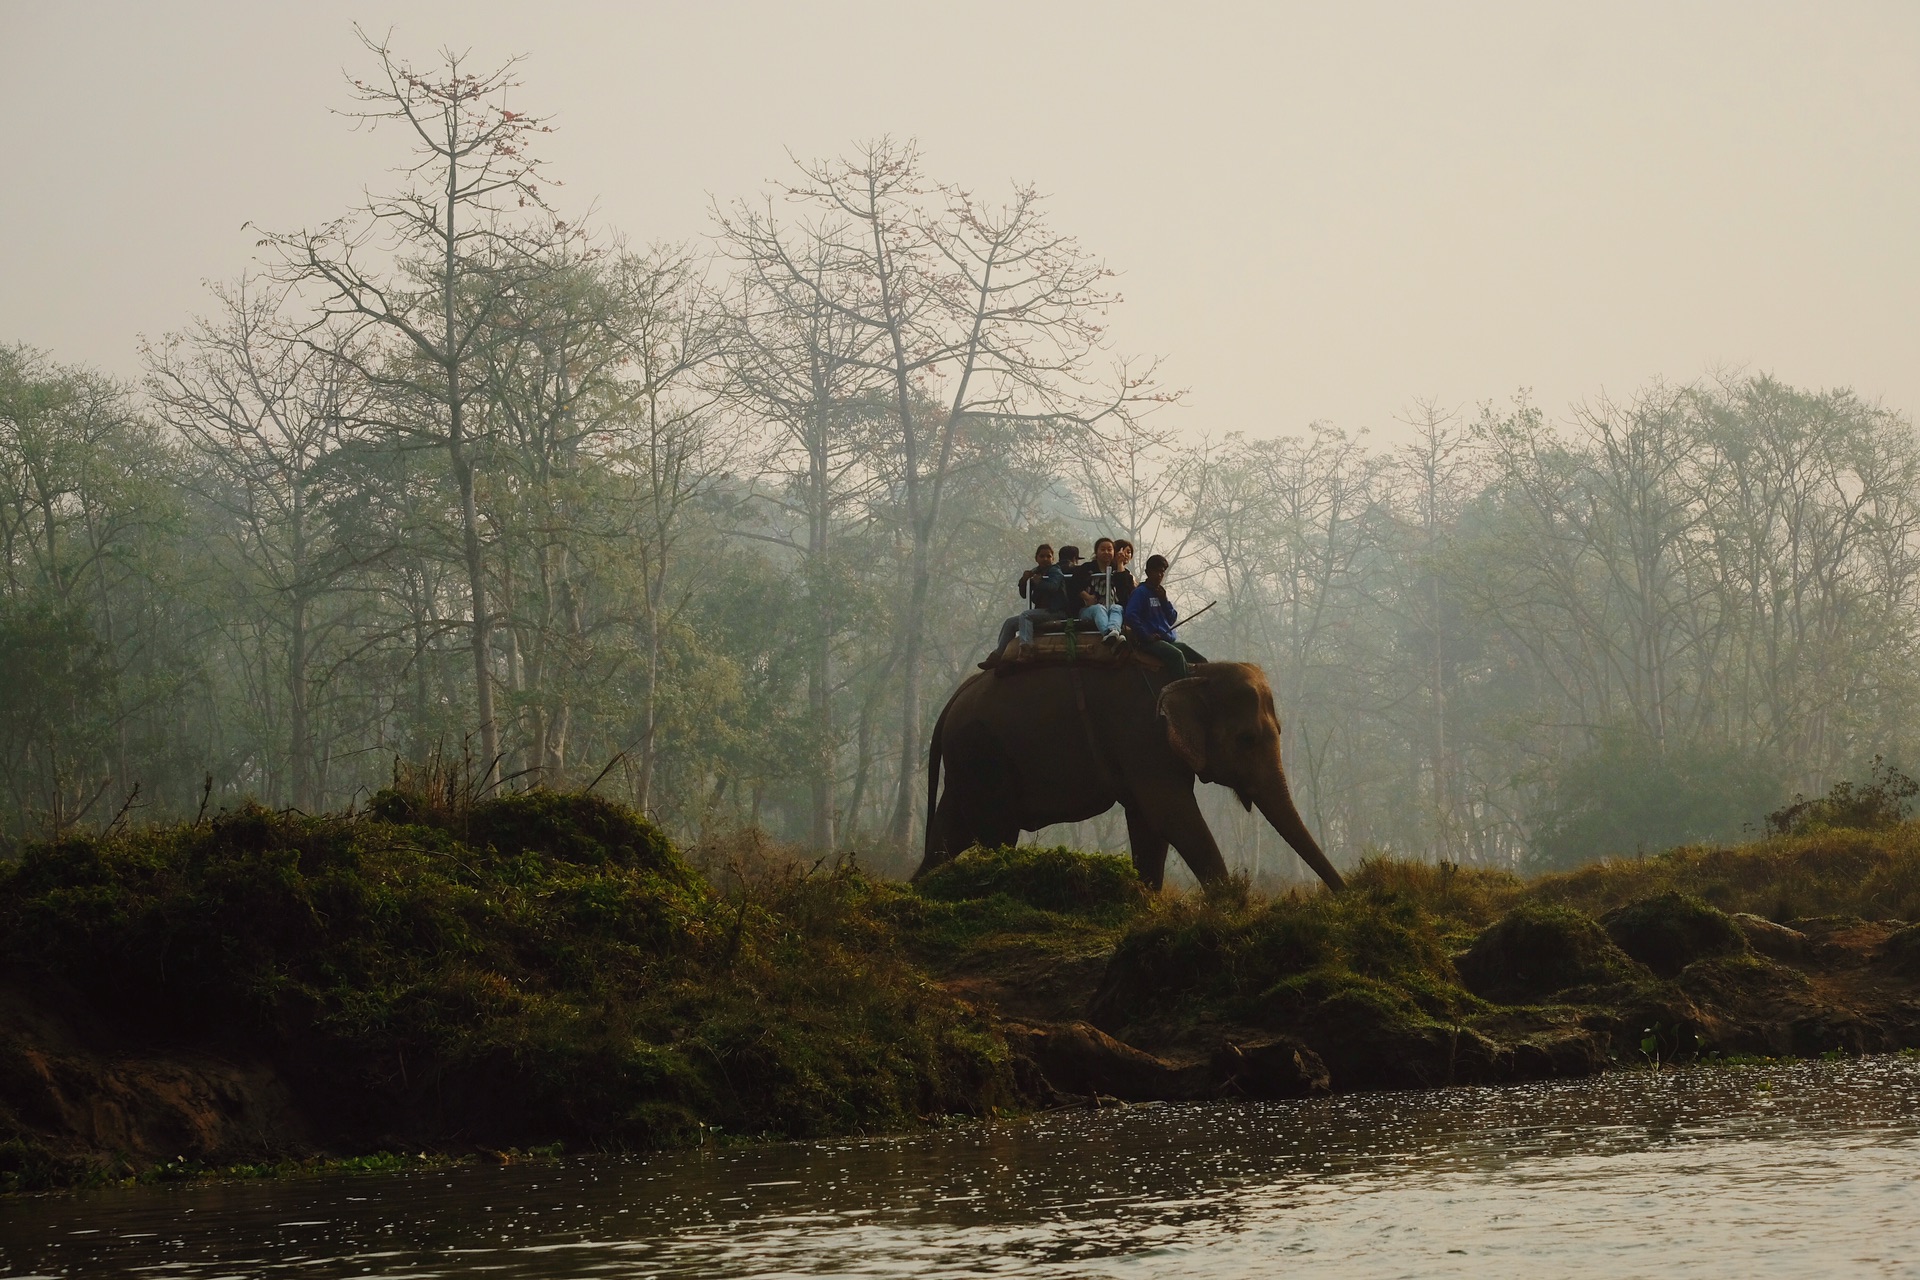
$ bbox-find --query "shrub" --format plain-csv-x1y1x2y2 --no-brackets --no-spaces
1766,757,1920,837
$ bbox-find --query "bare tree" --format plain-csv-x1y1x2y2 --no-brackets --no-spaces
258,27,566,786
606,247,727,812
1392,399,1474,857
715,208,889,848
146,278,376,808
775,140,1152,845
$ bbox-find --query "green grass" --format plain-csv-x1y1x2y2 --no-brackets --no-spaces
1086,825,1920,1055
886,845,1148,958
1527,825,1920,921
1091,871,1479,1038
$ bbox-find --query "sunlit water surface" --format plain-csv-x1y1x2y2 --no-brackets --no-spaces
4,1057,1919,1278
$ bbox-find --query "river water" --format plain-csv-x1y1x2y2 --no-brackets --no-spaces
4,1056,1919,1278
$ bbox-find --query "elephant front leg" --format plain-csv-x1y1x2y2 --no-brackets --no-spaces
1137,781,1230,886
1123,806,1170,891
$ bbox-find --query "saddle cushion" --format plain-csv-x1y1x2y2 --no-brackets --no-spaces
992,630,1164,673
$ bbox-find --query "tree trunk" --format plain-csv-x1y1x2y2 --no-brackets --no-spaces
807,436,834,851
449,412,499,787
887,553,927,846
634,603,661,815
443,120,498,789
289,593,312,809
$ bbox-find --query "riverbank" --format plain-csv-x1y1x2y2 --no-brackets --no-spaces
4,792,1919,1192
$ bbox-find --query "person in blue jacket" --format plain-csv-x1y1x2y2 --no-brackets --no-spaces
1123,554,1207,678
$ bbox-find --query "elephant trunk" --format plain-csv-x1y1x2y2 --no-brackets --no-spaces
1256,772,1345,892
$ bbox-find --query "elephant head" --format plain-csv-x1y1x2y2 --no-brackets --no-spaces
1157,663,1346,891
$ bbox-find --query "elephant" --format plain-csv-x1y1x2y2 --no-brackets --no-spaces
915,658,1345,892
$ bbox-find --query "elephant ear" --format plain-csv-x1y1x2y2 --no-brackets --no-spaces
1157,678,1209,774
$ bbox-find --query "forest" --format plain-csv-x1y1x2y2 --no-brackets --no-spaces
3,36,1918,881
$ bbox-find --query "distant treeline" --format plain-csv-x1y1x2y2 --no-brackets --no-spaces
2,35,1915,875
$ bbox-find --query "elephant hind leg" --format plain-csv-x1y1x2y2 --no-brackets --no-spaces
917,788,1020,879
1124,807,1170,892
916,792,973,879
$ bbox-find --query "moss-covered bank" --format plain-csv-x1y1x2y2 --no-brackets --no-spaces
6,800,1920,1193
1068,838,1920,1096
0,792,1008,1191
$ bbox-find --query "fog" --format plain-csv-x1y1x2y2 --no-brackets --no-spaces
6,3,1920,437
3,5,1920,880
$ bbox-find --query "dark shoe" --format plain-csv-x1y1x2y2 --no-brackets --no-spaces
1100,631,1121,648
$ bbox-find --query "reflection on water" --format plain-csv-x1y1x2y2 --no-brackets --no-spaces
4,1057,1920,1278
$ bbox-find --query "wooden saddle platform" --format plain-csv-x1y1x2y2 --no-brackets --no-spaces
980,621,1168,675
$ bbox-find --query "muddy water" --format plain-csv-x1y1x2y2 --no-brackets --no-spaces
4,1057,1920,1278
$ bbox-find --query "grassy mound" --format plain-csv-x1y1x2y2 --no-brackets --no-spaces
1080,832,1920,1085
1599,892,1749,977
8,805,1920,1190
891,846,1149,960
1878,924,1920,979
917,845,1145,915
0,791,1010,1173
1087,871,1473,1077
1529,825,1920,921
1454,903,1646,1002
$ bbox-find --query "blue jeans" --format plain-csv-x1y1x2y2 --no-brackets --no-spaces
995,609,1063,655
1080,604,1124,636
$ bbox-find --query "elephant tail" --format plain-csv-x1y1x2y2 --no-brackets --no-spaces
921,697,951,868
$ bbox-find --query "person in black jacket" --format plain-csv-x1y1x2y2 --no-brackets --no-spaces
988,543,1071,661
1071,537,1136,646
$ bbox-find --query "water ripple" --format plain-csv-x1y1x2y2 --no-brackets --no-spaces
4,1057,1919,1278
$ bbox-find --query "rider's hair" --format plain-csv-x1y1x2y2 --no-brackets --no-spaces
1146,554,1170,574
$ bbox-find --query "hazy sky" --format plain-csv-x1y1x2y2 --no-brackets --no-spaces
4,2,1917,444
